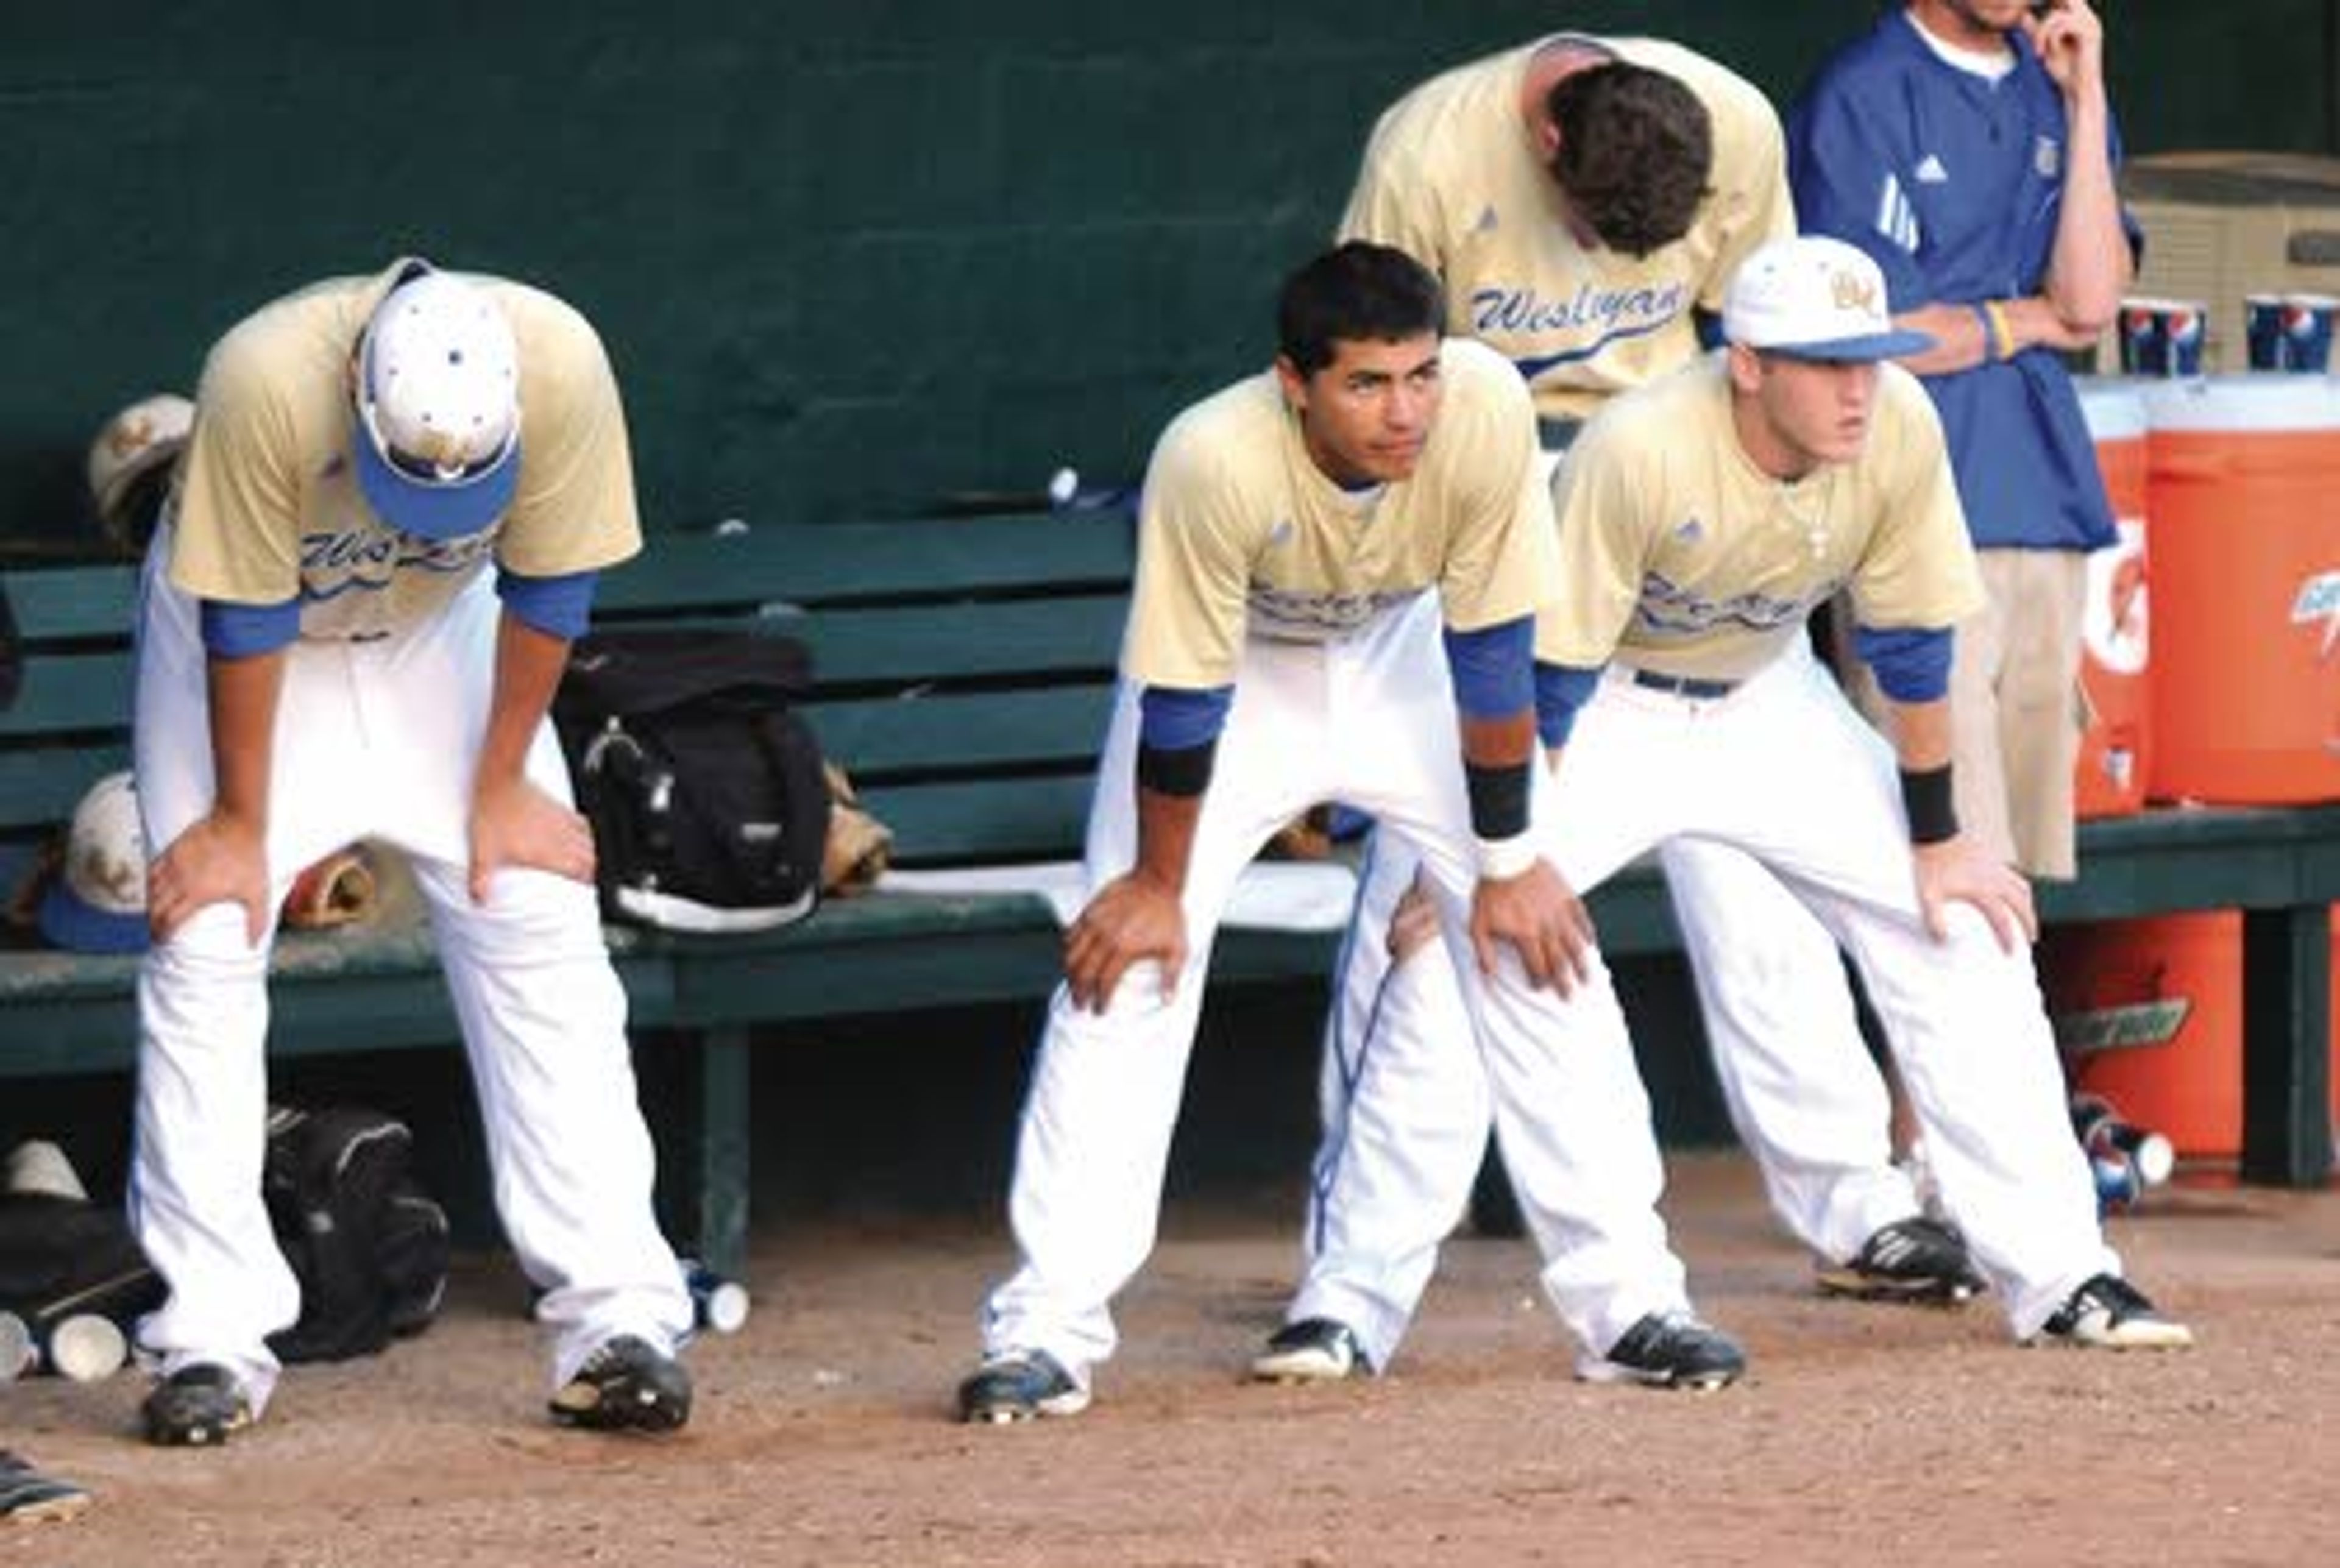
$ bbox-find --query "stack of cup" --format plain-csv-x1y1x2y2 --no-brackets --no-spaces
2070,1092,2177,1213
2246,293,2338,372
1,1139,132,1382
4,1140,87,1203
0,1311,34,1383
0,1308,122,1383
2117,298,2208,378
41,1314,128,1382
681,1260,751,1335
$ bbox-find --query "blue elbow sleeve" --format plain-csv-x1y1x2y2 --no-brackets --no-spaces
1443,617,1535,720
1533,662,1602,748
1138,684,1233,750
199,597,300,658
497,568,600,641
1856,624,1955,703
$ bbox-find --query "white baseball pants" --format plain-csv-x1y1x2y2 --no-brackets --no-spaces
979,595,1696,1383
1297,659,1923,1371
129,535,690,1412
1299,645,2115,1356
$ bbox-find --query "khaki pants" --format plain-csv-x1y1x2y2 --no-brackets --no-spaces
1834,548,2086,880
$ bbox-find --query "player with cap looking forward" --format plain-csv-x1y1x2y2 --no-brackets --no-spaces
1257,30,1983,1389
128,260,695,1445
1472,233,2188,1356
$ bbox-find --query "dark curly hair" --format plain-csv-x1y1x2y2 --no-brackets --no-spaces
1277,241,1447,374
1547,61,1714,258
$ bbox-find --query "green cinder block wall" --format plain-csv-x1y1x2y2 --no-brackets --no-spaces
5,2,2331,558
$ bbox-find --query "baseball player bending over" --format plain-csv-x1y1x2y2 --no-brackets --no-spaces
959,242,1746,1423
1291,234,2190,1376
130,261,695,1446
1261,32,1980,1388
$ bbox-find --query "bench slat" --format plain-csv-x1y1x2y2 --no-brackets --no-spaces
5,565,141,643
0,652,136,738
810,686,1110,778
857,776,1096,865
0,743,133,834
798,597,1125,687
594,517,1133,612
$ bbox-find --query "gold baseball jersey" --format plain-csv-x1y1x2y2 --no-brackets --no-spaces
168,259,641,641
1339,36,1793,422
1539,354,1982,680
1122,337,1551,690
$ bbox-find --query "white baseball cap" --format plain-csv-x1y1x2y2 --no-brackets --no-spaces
37,771,149,956
1723,235,1935,362
86,392,194,541
354,264,522,542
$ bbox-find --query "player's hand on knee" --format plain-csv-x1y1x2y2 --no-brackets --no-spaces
1387,873,1442,964
1469,859,1595,995
1063,873,1188,1013
467,777,597,905
1913,838,2037,951
147,810,271,946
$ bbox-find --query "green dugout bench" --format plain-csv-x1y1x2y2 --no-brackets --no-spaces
2,515,2334,1282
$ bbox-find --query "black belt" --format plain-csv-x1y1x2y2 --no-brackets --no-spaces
1629,669,1736,700
1537,416,1585,453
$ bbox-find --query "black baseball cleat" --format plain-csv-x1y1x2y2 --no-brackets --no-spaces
1249,1317,1371,1383
549,1335,693,1433
1817,1216,1990,1305
0,1450,92,1523
1576,1311,1747,1392
957,1349,1090,1424
142,1364,255,1448
2030,1274,2194,1350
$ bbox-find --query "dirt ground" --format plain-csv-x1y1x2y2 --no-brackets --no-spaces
6,1151,2340,1567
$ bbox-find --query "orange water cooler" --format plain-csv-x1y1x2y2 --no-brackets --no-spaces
2044,912,2242,1158
2141,376,2340,803
2072,379,2150,816
2046,910,2340,1162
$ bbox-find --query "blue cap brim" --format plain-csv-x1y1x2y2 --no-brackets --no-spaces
38,882,149,956
1764,328,1938,363
353,430,520,542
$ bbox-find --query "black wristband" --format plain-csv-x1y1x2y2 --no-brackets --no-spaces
1137,738,1216,798
1463,759,1533,841
1898,763,1959,845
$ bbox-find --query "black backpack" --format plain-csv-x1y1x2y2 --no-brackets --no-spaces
262,1105,450,1364
553,629,830,932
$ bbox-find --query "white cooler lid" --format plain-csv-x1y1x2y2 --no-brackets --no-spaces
2072,376,2147,441
2140,374,2340,433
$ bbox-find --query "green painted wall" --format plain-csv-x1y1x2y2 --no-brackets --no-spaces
5,2,2331,558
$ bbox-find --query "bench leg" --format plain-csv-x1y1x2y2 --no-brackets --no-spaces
690,1026,753,1280
2241,904,2334,1187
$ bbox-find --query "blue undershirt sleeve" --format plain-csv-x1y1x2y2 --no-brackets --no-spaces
1442,616,1534,721
496,567,600,642
1533,661,1603,748
199,597,300,658
1855,624,1955,704
1138,684,1234,750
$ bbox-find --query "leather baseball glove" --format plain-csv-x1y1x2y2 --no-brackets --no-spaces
278,845,381,931
821,764,894,897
